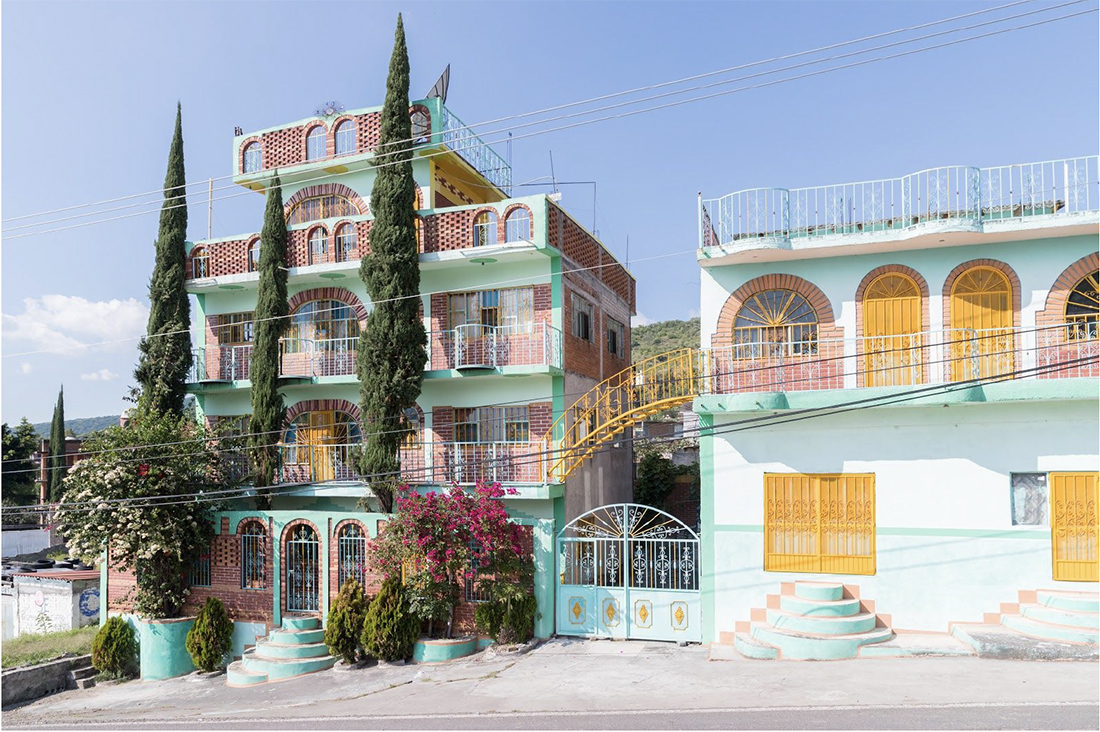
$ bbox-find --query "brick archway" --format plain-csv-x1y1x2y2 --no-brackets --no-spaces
855,264,930,337
287,287,369,327
942,258,1021,330
280,518,322,616
284,183,368,217
1038,252,1099,329
711,273,839,349
283,398,362,432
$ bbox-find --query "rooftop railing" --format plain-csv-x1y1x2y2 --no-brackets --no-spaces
439,105,512,193
700,156,1099,247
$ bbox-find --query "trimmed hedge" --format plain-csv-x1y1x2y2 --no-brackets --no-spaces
185,597,234,672
325,579,368,664
360,578,419,661
91,617,138,678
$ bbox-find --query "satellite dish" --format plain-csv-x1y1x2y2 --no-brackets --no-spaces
425,65,450,104
315,100,345,117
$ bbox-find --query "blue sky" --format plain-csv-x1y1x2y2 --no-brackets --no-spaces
2,0,1097,423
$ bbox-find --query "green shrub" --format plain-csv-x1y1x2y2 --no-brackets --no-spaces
360,578,419,661
404,570,455,638
185,597,234,672
325,579,368,664
91,617,138,678
474,578,536,645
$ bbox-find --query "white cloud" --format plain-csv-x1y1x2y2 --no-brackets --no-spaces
20,362,33,374
2,295,149,355
80,369,120,382
631,312,655,327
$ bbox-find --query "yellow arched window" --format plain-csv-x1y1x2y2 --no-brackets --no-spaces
1066,271,1099,341
863,273,922,386
287,194,360,225
950,266,1013,380
733,290,818,356
284,410,361,482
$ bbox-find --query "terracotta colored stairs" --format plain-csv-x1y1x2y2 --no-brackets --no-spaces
226,615,336,687
725,581,894,660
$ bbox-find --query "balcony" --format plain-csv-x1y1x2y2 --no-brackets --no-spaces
700,156,1099,254
276,441,543,485
699,323,1097,399
188,324,562,384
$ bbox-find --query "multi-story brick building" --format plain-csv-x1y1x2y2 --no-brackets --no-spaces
103,96,635,660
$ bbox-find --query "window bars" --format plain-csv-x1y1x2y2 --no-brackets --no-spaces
337,523,368,590
240,522,266,590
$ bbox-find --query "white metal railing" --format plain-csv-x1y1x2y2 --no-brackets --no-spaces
702,324,1098,395
440,105,512,193
701,156,1099,246
274,440,542,485
430,323,562,370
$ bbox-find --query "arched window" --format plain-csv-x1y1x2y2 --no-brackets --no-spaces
337,523,368,589
473,210,498,247
240,520,266,589
504,208,532,243
288,299,361,343
1066,271,1099,340
335,223,357,262
243,142,262,173
950,266,1013,380
308,227,328,265
733,290,818,354
306,125,326,161
410,106,430,144
283,410,361,482
286,194,359,225
402,406,421,448
334,120,356,156
190,246,209,278
862,273,923,387
247,239,261,272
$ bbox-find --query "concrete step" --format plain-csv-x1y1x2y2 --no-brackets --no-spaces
793,581,844,602
858,633,974,658
1020,603,1100,630
951,623,1100,661
240,649,336,680
1037,589,1099,613
75,677,96,690
267,627,325,645
70,665,96,681
766,608,877,635
1001,613,1099,644
733,632,779,660
226,660,268,687
282,615,321,631
779,595,862,618
751,624,894,660
254,639,331,659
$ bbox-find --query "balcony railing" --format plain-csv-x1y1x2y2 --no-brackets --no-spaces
439,105,512,193
700,156,1099,247
276,440,542,485
429,323,562,370
700,323,1097,396
189,324,561,383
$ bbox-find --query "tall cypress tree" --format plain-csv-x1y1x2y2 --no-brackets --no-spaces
48,386,66,502
249,175,289,502
356,15,427,512
135,103,192,417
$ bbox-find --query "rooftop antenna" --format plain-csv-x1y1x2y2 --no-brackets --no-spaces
507,132,513,197
625,235,630,271
549,151,560,202
207,178,213,238
426,64,450,103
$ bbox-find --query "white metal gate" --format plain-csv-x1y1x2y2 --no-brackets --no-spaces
556,504,700,642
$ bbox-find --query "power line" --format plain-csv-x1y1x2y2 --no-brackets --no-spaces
3,3,1091,240
0,0,1042,227
15,353,1095,516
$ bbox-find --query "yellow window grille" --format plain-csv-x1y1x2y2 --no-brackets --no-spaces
1050,472,1099,582
1065,271,1099,341
863,274,923,387
764,473,876,576
950,266,1014,381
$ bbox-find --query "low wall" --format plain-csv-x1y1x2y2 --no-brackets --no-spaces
129,616,197,680
0,654,88,708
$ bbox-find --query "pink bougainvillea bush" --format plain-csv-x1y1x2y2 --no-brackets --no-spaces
370,481,527,637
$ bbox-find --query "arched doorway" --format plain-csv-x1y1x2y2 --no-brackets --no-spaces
950,266,1014,380
557,504,700,642
863,273,923,386
284,523,320,613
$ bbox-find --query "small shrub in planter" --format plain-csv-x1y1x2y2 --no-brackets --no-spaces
185,597,234,672
91,616,138,678
360,578,419,662
325,579,368,664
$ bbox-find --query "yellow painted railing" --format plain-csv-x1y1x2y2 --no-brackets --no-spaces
539,349,707,481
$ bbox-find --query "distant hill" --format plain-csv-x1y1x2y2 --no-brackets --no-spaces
32,415,120,439
631,318,700,363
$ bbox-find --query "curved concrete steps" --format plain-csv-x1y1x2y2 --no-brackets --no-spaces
1020,603,1099,630
1001,613,1099,644
1037,590,1099,613
226,615,335,687
950,589,1099,660
751,624,894,660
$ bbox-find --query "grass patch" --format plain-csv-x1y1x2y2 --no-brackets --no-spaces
1,625,98,669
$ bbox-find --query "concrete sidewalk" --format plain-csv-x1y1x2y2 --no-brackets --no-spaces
3,638,1097,728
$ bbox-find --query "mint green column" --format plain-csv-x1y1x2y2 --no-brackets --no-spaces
533,518,555,638
321,524,331,624
99,550,108,627
272,518,282,628
698,413,716,643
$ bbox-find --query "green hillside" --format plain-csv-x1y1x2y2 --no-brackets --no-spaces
631,318,700,363
32,415,120,438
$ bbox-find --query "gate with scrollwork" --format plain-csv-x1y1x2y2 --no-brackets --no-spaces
556,504,700,642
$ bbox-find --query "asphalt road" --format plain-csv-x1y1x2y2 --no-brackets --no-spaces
10,702,1098,730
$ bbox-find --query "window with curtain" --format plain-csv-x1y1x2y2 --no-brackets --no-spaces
452,406,529,443
243,142,262,173
334,120,356,156
335,224,357,262
306,125,326,160
247,239,261,272
447,288,534,333
504,208,532,242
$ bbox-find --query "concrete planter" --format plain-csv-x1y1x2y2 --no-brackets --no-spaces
412,635,483,663
132,616,196,680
